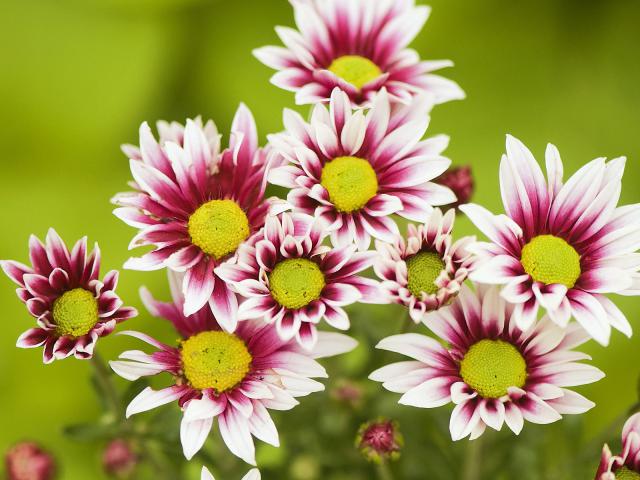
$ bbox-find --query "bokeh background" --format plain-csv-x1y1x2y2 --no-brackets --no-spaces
1,0,639,478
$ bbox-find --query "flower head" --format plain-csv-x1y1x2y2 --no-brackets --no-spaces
0,229,136,363
254,0,464,106
370,284,603,440
110,273,357,465
216,212,384,349
435,165,474,209
374,208,475,322
113,107,278,332
269,88,456,250
5,442,56,480
201,466,260,480
356,418,403,464
102,440,137,479
596,412,640,479
460,135,639,345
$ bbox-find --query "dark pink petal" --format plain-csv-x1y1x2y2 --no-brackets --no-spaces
209,275,239,333
28,234,52,276
16,328,50,348
182,259,215,317
45,228,72,272
99,291,124,317
48,268,70,293
23,273,57,299
0,260,32,287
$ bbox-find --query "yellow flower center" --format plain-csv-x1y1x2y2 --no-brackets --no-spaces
320,156,378,213
269,258,326,310
406,251,446,297
52,288,99,338
180,331,252,392
328,55,382,89
520,234,581,288
188,199,250,260
459,339,527,399
616,467,640,480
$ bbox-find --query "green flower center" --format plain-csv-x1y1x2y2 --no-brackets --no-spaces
328,55,382,89
320,156,378,213
616,467,640,480
459,339,527,399
188,199,250,260
52,288,99,338
180,331,252,392
520,234,581,288
406,251,446,297
269,258,326,310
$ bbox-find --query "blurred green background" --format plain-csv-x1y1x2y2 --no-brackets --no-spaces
1,0,639,478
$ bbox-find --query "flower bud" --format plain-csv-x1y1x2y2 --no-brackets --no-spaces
436,165,474,209
5,442,56,480
330,380,364,408
102,440,137,479
356,418,403,464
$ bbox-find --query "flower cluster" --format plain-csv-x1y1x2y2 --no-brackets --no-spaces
1,0,639,477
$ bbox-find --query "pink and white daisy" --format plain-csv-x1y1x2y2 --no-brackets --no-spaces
596,412,640,479
374,208,475,323
216,212,384,350
110,273,357,465
253,0,464,106
113,106,279,332
370,284,603,440
202,466,260,480
460,135,639,345
0,229,137,363
268,88,456,250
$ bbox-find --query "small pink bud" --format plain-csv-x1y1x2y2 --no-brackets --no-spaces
436,165,474,209
356,418,403,464
5,442,56,480
102,440,137,479
330,380,364,408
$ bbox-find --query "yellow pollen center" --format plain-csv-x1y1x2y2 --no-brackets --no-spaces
320,156,378,213
406,251,445,297
459,339,527,399
180,331,252,392
520,234,581,288
269,258,326,310
188,199,250,260
616,467,640,480
328,55,383,89
52,288,99,338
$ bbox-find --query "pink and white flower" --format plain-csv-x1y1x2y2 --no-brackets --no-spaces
596,412,640,479
216,212,384,350
268,88,456,250
113,107,279,332
460,135,639,345
110,273,357,465
374,208,475,323
0,229,137,363
201,466,260,480
370,284,603,440
254,0,464,106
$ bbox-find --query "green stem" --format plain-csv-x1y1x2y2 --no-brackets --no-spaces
462,437,482,480
90,350,122,416
376,460,394,480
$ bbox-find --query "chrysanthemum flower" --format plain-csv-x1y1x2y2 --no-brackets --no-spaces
596,412,640,480
110,274,357,465
113,107,278,331
216,212,383,349
0,229,137,363
374,208,475,323
370,285,603,440
202,466,260,480
268,88,456,250
460,135,639,345
253,0,464,106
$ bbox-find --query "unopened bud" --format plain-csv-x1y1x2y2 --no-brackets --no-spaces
436,165,474,209
5,442,56,480
356,418,403,464
102,440,137,479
